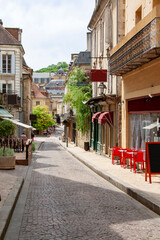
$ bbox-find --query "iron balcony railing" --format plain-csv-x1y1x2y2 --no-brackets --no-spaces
110,17,160,76
0,92,21,107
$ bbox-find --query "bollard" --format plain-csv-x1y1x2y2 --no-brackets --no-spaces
66,137,68,147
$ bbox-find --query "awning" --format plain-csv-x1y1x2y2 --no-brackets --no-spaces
92,112,102,122
98,112,113,125
2,118,36,130
0,109,13,118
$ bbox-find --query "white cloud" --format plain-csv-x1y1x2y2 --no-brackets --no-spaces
0,0,94,70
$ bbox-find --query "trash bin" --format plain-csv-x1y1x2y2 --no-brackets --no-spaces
84,142,89,151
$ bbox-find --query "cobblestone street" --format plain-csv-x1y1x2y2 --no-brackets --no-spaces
5,135,160,240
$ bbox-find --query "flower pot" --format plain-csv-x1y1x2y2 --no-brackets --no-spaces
0,156,16,169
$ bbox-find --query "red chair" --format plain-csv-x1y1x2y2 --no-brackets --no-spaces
111,147,121,165
122,149,138,169
133,151,145,173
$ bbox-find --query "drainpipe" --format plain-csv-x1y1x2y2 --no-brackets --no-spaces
116,0,119,146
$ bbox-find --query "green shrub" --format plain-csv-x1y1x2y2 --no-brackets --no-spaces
32,142,35,151
0,148,14,156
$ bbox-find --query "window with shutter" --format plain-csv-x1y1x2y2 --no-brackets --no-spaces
2,54,15,74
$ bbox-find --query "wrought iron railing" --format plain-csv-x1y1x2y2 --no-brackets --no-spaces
110,17,160,76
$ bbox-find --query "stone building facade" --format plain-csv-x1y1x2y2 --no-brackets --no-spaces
110,0,160,149
86,0,125,155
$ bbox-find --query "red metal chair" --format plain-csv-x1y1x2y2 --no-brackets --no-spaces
133,151,145,173
111,147,122,165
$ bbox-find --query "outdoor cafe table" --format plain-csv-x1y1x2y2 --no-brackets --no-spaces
118,149,127,167
126,151,138,170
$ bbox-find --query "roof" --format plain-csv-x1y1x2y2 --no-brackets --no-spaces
31,84,47,98
0,24,22,46
47,89,65,96
75,51,91,65
85,94,117,105
55,68,66,76
0,108,13,118
33,72,55,78
45,80,65,89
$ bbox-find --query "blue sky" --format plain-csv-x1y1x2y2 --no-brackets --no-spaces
0,0,94,71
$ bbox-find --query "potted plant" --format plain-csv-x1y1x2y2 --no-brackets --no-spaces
0,120,16,169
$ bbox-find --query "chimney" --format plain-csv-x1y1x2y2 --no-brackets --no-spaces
0,19,3,25
18,29,22,42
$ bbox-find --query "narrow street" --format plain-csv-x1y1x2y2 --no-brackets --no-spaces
4,131,160,240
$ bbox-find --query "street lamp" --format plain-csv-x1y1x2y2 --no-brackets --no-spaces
98,82,106,95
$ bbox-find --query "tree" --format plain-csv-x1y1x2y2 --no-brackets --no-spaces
63,67,92,135
32,105,55,131
0,120,15,155
35,62,68,73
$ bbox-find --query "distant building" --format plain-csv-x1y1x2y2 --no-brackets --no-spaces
32,72,54,88
31,83,52,112
45,68,66,120
0,19,33,137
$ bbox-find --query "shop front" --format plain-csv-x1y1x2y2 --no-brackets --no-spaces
128,96,160,149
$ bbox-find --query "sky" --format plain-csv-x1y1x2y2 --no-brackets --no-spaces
0,0,95,71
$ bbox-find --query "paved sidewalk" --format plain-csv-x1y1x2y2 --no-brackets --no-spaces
1,134,160,239
59,140,160,216
0,137,43,240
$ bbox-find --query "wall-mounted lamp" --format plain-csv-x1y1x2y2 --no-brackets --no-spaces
98,82,107,95
118,100,124,106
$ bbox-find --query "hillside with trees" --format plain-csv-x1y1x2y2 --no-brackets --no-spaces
35,62,68,73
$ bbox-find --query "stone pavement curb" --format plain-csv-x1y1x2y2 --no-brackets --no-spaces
0,139,44,240
60,143,160,216
0,177,24,240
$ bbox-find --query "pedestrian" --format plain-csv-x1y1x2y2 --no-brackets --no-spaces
21,132,27,146
31,132,34,141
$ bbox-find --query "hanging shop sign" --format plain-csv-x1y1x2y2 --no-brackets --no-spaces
91,70,107,82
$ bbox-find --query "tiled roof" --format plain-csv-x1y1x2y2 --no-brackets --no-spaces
31,84,47,98
75,51,91,65
33,72,55,78
55,68,66,76
47,89,65,95
45,80,65,89
0,24,22,46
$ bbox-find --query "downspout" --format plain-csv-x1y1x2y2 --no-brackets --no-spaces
87,26,93,149
116,0,119,146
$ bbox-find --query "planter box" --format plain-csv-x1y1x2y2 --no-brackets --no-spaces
0,156,16,169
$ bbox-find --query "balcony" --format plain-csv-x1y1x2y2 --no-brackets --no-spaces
110,17,160,76
0,91,21,107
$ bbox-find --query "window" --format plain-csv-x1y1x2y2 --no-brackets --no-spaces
135,6,142,24
2,55,12,73
41,78,45,83
8,84,12,93
46,78,50,83
130,113,160,149
1,83,12,93
34,78,39,83
2,84,6,93
100,21,104,53
36,101,40,106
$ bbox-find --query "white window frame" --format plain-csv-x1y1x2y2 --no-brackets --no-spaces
0,54,15,74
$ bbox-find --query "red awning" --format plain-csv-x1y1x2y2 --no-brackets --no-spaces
98,112,113,125
91,69,107,82
92,112,102,122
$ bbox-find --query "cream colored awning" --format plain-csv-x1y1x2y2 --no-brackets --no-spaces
2,118,36,130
